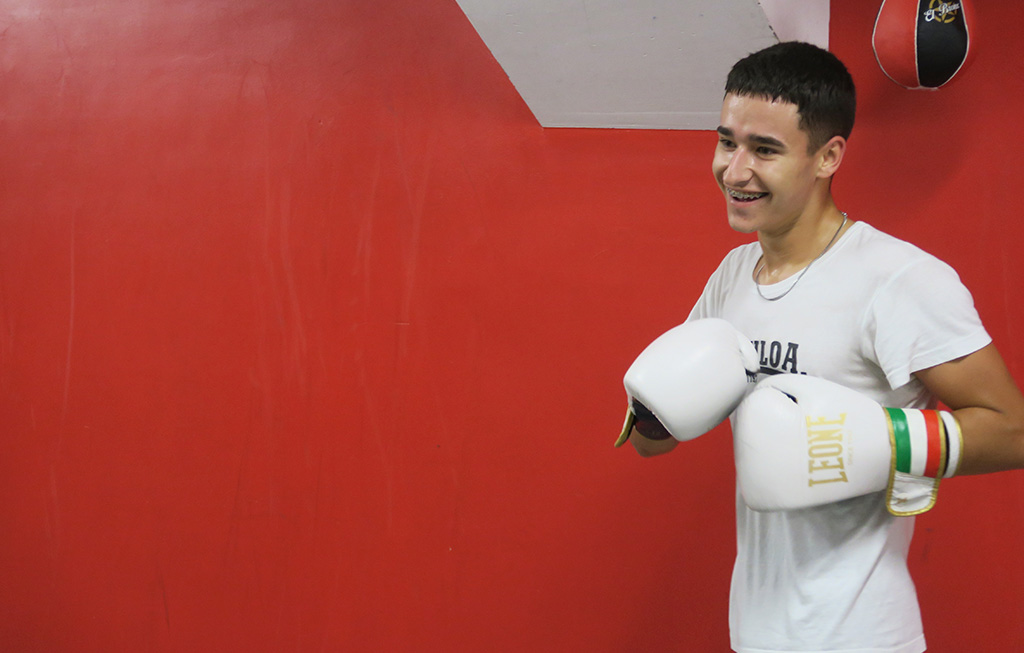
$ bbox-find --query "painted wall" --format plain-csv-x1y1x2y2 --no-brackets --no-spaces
0,1,1020,651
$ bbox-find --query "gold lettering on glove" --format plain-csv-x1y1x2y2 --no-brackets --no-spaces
806,414,849,487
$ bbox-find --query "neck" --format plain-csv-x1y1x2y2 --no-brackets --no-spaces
756,203,849,283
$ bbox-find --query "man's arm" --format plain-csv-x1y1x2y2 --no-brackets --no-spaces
914,343,1024,475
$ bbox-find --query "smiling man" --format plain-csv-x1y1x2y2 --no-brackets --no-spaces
621,42,1024,652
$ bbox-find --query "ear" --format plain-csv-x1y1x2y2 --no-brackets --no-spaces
816,135,847,179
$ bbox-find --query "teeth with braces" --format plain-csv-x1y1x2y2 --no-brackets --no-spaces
728,189,767,200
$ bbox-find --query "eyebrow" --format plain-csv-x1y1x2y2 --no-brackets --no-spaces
716,126,786,150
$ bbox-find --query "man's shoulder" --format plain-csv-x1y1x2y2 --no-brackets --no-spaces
718,239,762,267
845,222,968,301
701,241,761,287
849,221,926,255
845,221,944,272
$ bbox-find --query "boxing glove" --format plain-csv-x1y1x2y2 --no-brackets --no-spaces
733,374,963,516
615,318,759,447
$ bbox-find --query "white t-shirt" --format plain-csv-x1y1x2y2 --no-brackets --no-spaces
687,221,991,653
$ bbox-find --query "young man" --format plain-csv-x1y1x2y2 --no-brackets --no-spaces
624,42,1024,652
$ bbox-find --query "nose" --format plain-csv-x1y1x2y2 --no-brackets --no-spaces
721,148,754,187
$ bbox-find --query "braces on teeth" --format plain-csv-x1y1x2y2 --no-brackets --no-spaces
729,189,766,200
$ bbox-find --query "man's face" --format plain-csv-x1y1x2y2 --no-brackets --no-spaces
712,93,825,236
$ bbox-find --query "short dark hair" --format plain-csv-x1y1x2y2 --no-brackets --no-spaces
725,41,856,152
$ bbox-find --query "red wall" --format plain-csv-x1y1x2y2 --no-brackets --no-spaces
0,1,1020,651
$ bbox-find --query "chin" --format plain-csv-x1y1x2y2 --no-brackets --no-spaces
726,210,760,235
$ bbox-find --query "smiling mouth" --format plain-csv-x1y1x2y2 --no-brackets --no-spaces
727,188,768,202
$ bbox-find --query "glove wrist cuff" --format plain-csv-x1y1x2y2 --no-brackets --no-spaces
885,408,963,516
886,408,961,479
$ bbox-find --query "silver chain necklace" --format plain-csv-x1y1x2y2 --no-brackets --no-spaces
754,213,848,301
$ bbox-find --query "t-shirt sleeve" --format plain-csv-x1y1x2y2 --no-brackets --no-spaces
861,256,991,389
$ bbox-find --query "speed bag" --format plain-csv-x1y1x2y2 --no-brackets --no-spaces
873,0,973,89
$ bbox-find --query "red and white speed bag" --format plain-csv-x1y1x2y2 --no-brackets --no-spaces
873,0,973,89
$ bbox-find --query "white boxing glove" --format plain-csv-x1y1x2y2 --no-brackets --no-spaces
615,318,759,447
733,374,963,516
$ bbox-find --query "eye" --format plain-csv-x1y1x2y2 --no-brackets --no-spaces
756,146,778,156
718,137,736,150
